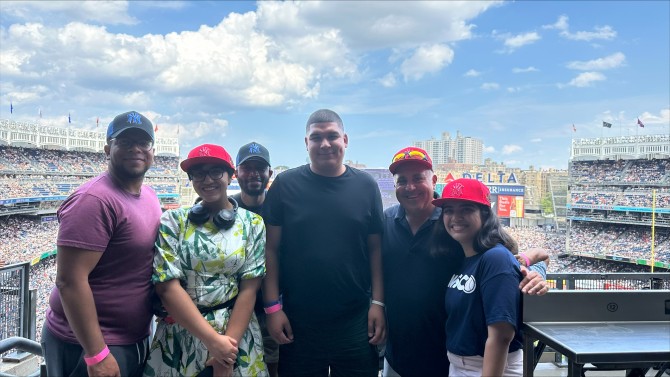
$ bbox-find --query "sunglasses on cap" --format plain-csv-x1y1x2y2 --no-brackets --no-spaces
392,149,430,163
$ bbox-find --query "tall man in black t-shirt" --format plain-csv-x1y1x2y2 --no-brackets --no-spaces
230,141,278,377
262,109,386,377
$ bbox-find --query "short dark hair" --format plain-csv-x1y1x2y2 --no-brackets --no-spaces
305,109,344,132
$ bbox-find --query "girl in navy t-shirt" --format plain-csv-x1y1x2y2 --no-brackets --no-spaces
431,178,523,377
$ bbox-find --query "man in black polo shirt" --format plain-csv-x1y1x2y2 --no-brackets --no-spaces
382,147,549,377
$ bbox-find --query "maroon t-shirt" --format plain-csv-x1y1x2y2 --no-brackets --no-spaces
45,173,162,345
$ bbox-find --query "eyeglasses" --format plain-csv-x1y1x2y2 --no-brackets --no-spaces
189,167,227,182
392,149,429,163
112,138,154,151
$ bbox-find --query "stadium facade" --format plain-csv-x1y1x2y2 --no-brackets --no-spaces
0,119,179,156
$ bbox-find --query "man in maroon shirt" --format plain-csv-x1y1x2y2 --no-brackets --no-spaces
41,111,162,377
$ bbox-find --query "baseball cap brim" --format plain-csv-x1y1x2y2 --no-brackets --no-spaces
180,156,234,173
389,159,432,174
237,155,270,166
432,197,480,208
109,127,154,140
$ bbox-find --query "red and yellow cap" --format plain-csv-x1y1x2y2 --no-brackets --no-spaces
389,146,433,174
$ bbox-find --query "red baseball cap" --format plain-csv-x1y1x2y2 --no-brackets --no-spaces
389,146,433,174
432,178,491,207
180,144,235,173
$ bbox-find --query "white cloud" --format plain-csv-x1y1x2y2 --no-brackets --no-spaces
1,1,503,111
464,69,482,77
542,15,568,31
481,82,500,91
542,15,616,41
512,66,538,73
257,1,500,51
562,26,616,41
181,119,228,141
506,87,521,93
501,32,541,52
483,145,495,153
400,44,454,81
502,144,522,154
567,72,606,87
638,108,670,125
530,138,542,143
566,52,626,70
378,73,397,88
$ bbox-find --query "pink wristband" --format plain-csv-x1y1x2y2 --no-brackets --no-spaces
264,303,282,314
519,252,530,267
84,345,110,366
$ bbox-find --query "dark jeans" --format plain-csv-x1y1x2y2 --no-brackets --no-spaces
41,325,149,377
278,307,379,377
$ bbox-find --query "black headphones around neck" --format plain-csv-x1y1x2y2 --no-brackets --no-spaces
187,197,239,230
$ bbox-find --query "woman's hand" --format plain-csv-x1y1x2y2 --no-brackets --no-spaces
204,334,238,365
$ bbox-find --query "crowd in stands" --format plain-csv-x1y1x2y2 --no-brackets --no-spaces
570,189,670,209
0,146,180,200
0,216,58,265
569,222,670,262
570,159,669,184
0,146,178,177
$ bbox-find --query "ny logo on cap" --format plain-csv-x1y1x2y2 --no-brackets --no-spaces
450,183,464,198
249,143,261,154
199,146,211,156
127,112,142,125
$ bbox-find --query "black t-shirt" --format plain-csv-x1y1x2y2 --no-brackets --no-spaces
262,164,384,325
230,192,266,315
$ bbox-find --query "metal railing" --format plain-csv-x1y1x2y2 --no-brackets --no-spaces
0,263,30,342
547,272,670,290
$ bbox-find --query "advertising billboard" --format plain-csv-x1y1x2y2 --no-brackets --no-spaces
497,195,524,218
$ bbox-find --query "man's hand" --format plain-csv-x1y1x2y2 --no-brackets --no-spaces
519,266,549,295
87,353,120,377
266,310,294,344
368,304,386,345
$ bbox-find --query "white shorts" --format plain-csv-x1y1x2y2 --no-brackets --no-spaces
447,349,523,377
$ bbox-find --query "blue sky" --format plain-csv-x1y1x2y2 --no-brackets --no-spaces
1,1,668,170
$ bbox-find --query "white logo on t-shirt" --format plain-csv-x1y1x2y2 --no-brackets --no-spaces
448,274,477,294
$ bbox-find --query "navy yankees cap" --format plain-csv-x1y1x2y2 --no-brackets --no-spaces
107,111,155,141
236,142,271,167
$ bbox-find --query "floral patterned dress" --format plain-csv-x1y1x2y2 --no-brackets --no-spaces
143,207,268,377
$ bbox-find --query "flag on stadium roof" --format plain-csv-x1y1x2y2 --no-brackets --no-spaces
154,123,158,132
572,124,576,132
39,108,42,118
96,117,99,127
602,121,612,128
637,118,645,128
68,113,71,124
10,102,13,114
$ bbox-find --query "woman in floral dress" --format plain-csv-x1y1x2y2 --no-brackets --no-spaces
144,144,268,377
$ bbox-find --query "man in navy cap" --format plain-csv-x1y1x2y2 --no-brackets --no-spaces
230,141,278,377
41,111,161,377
